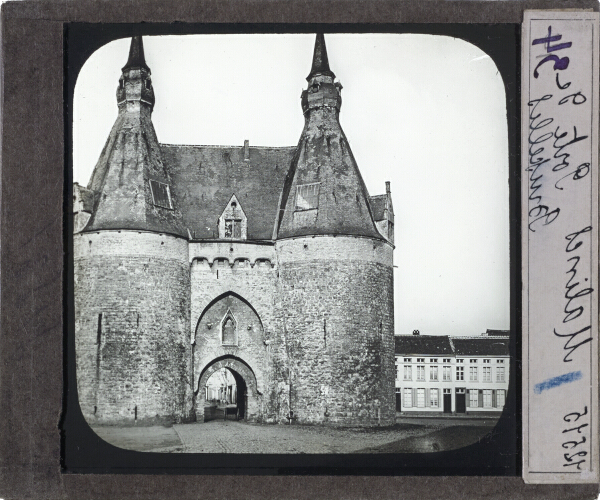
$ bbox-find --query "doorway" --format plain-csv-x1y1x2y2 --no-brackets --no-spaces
455,388,466,413
443,389,452,413
203,367,249,421
196,355,258,423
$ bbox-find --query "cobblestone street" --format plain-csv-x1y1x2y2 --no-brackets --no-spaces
92,416,499,454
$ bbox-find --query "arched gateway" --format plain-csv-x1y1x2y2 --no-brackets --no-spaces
193,292,266,422
196,356,259,421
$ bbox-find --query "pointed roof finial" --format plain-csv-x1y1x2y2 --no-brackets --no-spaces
307,33,335,80
122,36,150,72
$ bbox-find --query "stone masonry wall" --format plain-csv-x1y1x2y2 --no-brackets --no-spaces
74,230,192,425
189,241,284,422
277,236,395,426
193,294,265,421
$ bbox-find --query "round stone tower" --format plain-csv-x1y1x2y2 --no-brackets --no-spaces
74,37,192,425
274,34,395,426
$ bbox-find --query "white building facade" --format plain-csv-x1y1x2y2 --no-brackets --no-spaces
395,331,510,415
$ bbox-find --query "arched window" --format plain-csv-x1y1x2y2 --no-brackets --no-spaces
221,310,237,345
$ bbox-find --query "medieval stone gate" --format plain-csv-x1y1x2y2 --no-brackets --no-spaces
193,292,266,422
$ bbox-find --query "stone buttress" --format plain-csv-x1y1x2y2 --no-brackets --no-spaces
274,34,395,426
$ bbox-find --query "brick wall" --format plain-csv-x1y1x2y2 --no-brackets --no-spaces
74,230,192,425
277,236,395,426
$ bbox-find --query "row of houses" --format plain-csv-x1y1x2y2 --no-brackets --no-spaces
394,330,510,414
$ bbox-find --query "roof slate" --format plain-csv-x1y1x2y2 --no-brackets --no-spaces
161,144,295,240
394,335,454,356
452,337,510,357
370,195,387,221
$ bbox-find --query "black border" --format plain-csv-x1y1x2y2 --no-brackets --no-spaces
62,22,520,475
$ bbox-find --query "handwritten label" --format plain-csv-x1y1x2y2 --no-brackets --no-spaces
522,11,599,484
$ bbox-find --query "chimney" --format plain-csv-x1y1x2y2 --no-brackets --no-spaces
385,181,390,194
244,139,250,162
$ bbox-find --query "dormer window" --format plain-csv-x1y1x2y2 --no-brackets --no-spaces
295,183,320,211
149,180,172,209
224,219,242,238
218,194,247,240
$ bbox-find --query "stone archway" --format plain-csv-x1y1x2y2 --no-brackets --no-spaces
193,291,266,422
196,356,260,422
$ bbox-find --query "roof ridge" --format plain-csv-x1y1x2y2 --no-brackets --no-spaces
160,143,296,150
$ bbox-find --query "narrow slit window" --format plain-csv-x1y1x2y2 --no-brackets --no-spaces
295,183,320,211
149,180,173,209
96,313,102,344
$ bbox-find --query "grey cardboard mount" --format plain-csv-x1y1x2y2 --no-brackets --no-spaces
1,1,599,499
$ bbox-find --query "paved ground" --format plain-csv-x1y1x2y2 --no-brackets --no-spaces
92,414,500,454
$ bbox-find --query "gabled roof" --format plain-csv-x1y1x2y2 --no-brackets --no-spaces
161,144,294,240
74,183,94,213
370,195,387,221
395,335,454,356
451,337,510,357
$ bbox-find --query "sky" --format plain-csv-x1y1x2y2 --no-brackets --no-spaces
73,33,510,337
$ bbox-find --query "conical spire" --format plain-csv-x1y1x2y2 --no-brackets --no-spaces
307,33,335,80
275,34,380,241
84,35,184,237
122,36,150,72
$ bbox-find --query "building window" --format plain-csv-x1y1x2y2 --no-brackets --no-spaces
430,389,439,408
483,359,491,363
429,365,438,381
221,310,237,346
403,388,412,408
497,389,506,408
457,358,464,363
149,180,173,209
496,366,505,382
497,359,505,364
483,366,491,382
469,366,478,382
403,358,411,363
295,183,320,211
395,363,399,380
443,366,452,381
417,365,425,381
456,366,464,381
443,358,451,363
224,219,242,238
469,390,479,407
416,358,425,363
404,365,412,381
416,389,425,408
430,358,438,363
470,359,477,363
483,389,492,407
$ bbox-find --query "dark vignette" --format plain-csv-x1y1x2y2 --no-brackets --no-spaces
61,22,520,475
